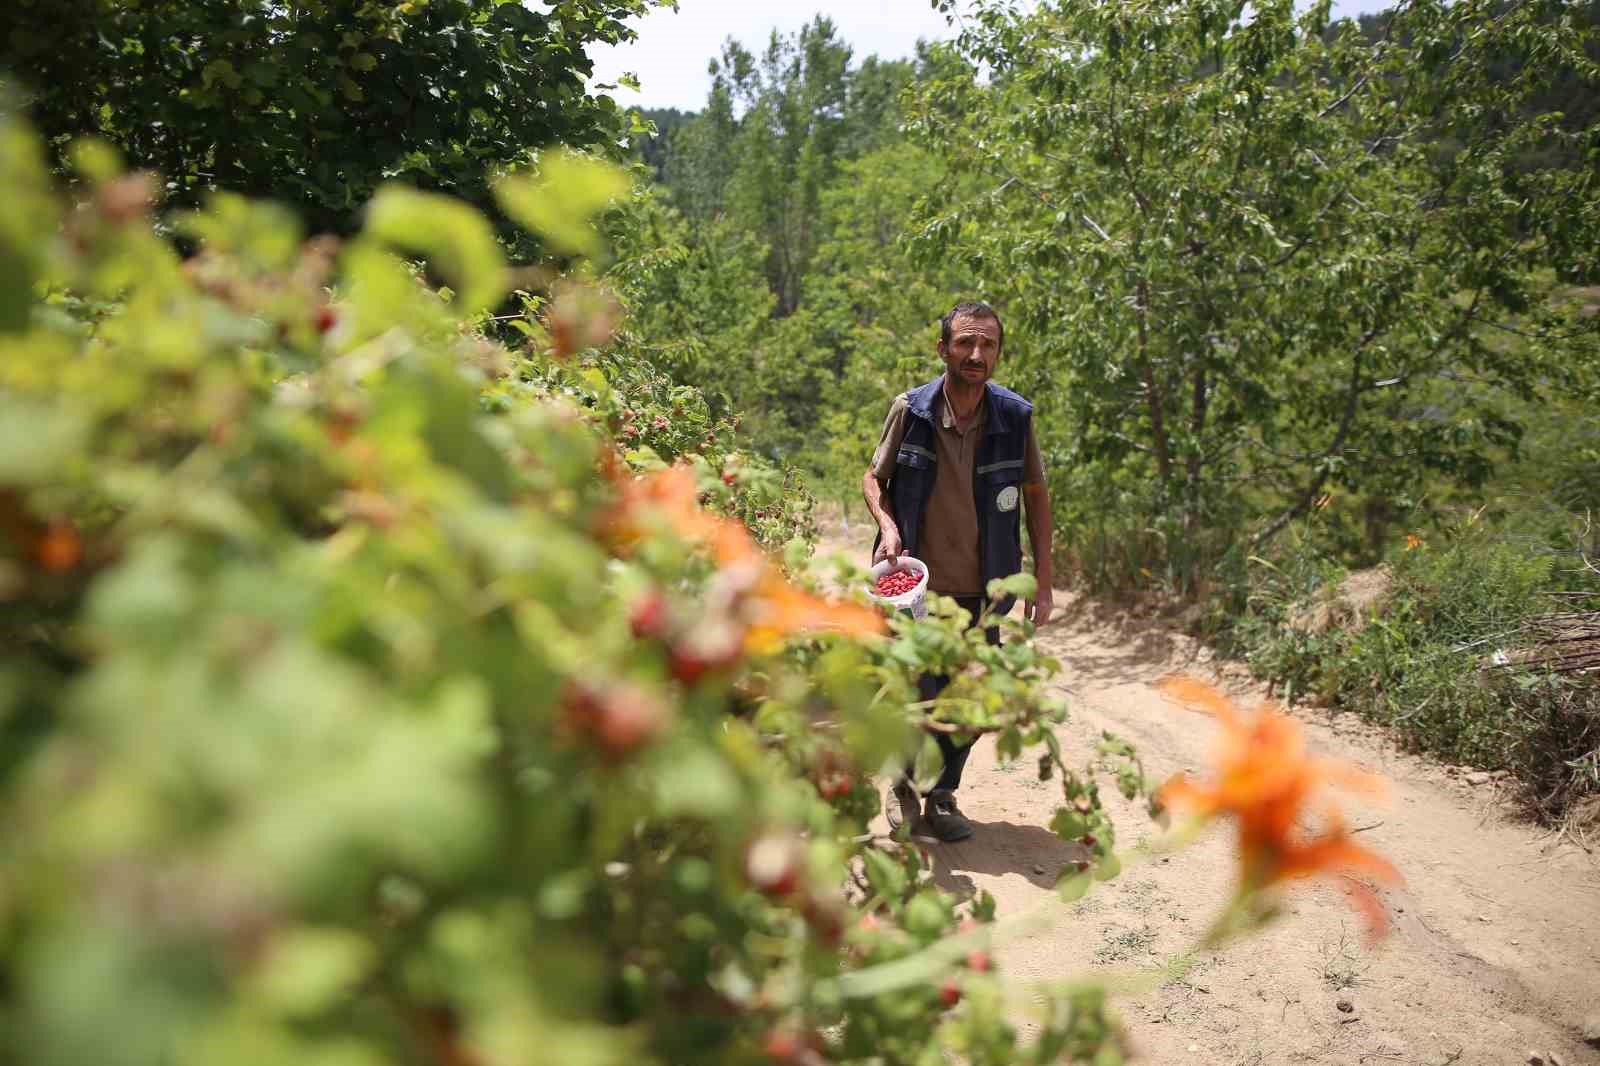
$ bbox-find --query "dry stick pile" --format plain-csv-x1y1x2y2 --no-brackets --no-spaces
1502,611,1600,674
1498,547,1600,675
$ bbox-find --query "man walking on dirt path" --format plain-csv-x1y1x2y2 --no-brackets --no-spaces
862,300,1054,842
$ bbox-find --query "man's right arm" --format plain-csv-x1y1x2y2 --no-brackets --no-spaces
863,397,908,563
863,469,901,563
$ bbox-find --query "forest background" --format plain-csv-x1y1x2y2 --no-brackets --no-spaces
5,0,1600,811
3,2,1600,1064
619,1,1600,814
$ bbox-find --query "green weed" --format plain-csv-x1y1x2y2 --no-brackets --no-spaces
1226,517,1600,820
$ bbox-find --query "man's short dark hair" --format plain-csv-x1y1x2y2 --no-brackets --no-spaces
940,300,1004,351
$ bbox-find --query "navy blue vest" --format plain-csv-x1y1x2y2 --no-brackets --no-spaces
882,376,1033,616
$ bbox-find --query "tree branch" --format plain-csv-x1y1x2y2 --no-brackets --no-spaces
1249,320,1382,548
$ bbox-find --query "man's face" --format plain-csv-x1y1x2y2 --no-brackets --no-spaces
939,314,1002,387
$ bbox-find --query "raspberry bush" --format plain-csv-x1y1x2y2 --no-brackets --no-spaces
0,110,1143,1066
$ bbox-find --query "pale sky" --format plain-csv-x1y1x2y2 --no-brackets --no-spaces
589,0,1395,112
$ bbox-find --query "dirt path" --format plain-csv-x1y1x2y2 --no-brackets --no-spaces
822,522,1600,1066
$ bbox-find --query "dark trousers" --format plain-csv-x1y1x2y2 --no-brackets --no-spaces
913,595,1000,794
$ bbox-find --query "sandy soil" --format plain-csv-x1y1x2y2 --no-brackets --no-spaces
822,520,1600,1066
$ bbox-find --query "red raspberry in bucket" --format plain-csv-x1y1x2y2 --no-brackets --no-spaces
874,569,920,597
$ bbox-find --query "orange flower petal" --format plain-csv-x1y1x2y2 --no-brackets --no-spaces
1158,675,1242,726
608,464,886,656
743,571,886,654
1342,879,1394,943
1155,774,1222,818
1156,674,1401,938
1273,829,1401,887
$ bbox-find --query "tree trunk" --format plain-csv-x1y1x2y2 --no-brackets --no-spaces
1184,363,1208,534
1137,278,1171,485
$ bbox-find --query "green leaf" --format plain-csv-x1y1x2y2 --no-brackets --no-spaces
362,186,507,314
862,848,907,900
652,746,739,818
1050,808,1088,841
495,150,631,258
1058,871,1092,901
902,890,948,942
252,927,375,1018
0,112,57,331
986,572,1036,602
0,397,89,484
67,138,123,184
201,59,243,91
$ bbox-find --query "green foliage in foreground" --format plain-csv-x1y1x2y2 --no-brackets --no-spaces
0,108,1157,1064
1229,517,1600,818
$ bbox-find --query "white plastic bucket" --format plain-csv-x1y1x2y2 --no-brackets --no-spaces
868,556,930,619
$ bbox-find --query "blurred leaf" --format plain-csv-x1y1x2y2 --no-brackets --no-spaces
253,927,376,1018
987,572,1036,602
0,397,89,483
364,186,507,314
1059,871,1092,902
495,151,631,258
652,744,740,818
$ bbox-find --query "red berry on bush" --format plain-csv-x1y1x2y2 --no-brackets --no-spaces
548,315,576,359
668,647,709,685
745,833,802,897
561,682,670,759
629,591,671,640
762,1029,824,1066
597,687,669,755
762,1030,801,1063
668,624,741,685
816,772,852,800
966,949,992,973
813,748,854,800
35,521,82,573
315,305,338,334
939,978,962,1007
801,896,847,946
98,173,155,223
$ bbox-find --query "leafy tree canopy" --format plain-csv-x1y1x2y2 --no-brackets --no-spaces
907,0,1600,588
0,0,669,233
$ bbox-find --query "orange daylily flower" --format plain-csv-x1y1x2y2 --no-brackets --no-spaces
604,464,725,549
741,566,885,653
1157,675,1401,938
605,462,885,653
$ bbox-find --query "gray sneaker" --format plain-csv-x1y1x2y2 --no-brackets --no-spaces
922,789,974,842
885,777,922,835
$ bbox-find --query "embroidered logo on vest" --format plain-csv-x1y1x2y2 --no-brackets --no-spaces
996,485,1020,513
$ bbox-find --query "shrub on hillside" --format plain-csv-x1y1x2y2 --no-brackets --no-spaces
1235,518,1600,818
0,109,1148,1065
